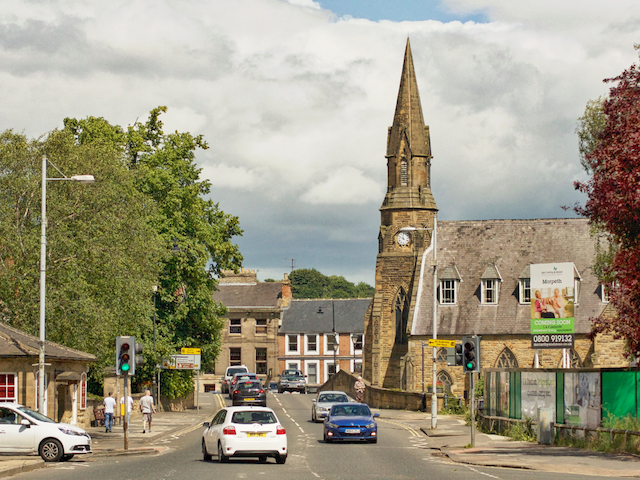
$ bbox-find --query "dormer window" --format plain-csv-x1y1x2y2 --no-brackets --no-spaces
481,264,502,305
439,265,462,305
518,265,531,304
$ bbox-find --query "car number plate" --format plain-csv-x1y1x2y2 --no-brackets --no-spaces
345,428,360,434
244,398,255,401
246,432,266,437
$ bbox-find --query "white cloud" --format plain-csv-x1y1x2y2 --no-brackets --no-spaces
0,0,638,284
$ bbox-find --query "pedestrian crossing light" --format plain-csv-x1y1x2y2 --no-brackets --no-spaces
446,344,464,367
116,336,135,376
462,335,481,373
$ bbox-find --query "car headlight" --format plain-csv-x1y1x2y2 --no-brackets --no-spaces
318,407,327,412
326,422,338,429
366,423,376,429
59,427,84,436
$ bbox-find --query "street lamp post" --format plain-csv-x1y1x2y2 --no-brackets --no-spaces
39,156,94,414
352,334,358,373
317,300,337,383
400,219,438,429
152,286,158,403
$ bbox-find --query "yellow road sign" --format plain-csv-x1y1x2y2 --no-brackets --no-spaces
181,348,201,355
428,339,455,348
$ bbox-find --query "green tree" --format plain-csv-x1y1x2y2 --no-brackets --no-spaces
289,268,374,299
0,127,163,384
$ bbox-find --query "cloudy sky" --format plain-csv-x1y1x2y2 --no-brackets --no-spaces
1,0,639,285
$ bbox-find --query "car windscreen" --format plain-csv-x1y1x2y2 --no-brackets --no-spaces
238,381,262,391
330,405,371,417
18,406,56,423
319,394,348,403
232,411,276,424
227,367,248,377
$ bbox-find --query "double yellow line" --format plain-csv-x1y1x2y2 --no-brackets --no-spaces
378,418,422,437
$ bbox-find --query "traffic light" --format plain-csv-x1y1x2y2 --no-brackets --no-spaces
462,335,481,373
134,341,144,374
116,336,134,375
446,344,464,366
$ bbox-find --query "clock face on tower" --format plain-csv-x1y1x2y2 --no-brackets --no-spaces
396,231,411,246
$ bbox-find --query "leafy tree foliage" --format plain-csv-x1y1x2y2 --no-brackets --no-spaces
0,127,163,383
573,59,640,357
0,108,243,395
289,268,374,299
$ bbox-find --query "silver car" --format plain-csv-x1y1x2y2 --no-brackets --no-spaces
311,391,350,422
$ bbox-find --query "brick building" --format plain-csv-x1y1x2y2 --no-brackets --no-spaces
212,269,292,386
364,39,629,398
278,299,368,390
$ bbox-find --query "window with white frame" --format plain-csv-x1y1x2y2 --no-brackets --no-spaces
519,278,531,304
286,360,300,371
482,279,498,304
305,334,318,354
305,361,319,384
351,334,363,352
286,334,299,355
440,280,457,304
324,333,339,355
0,374,17,403
600,281,617,303
325,360,337,379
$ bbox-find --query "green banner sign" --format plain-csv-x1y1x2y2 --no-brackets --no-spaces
531,317,575,335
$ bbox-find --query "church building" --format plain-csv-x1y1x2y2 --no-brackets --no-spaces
363,40,630,398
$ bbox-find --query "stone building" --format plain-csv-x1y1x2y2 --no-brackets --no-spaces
211,269,292,386
363,39,629,398
278,298,368,390
0,321,95,428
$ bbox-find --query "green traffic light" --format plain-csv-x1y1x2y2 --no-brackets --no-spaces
121,363,130,372
466,362,474,370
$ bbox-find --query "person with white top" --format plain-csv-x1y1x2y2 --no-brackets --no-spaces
103,392,116,433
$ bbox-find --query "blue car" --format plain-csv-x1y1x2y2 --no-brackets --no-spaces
323,403,379,443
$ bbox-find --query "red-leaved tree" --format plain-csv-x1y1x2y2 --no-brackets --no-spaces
574,61,640,357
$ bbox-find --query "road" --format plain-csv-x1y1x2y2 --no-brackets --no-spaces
10,391,634,480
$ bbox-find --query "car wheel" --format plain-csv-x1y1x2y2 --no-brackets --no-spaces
369,438,378,444
61,454,74,461
276,454,287,464
258,455,267,463
311,411,315,422
39,438,64,462
202,440,212,461
277,387,283,394
218,442,229,463
324,433,332,444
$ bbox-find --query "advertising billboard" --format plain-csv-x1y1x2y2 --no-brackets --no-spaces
530,262,575,335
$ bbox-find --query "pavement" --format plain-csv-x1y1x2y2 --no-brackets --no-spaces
372,408,640,478
2,395,640,478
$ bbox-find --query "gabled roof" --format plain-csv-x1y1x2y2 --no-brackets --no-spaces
214,282,283,309
412,218,605,336
0,322,96,361
280,299,371,334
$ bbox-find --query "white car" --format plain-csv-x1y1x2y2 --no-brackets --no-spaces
202,406,287,464
222,365,249,394
0,402,92,462
311,391,350,422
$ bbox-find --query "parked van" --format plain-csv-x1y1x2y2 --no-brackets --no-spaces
222,365,249,393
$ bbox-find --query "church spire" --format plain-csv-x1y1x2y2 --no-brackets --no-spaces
387,38,429,158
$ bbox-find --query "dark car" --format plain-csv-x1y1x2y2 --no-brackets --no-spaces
229,373,258,399
323,403,379,443
232,380,267,407
277,370,306,394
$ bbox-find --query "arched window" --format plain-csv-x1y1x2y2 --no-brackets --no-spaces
436,370,453,393
395,288,409,345
436,347,448,363
495,348,518,368
557,349,583,368
400,158,408,186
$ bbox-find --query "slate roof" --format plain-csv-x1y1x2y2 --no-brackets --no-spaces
280,299,371,334
412,218,605,336
214,282,283,308
0,322,96,361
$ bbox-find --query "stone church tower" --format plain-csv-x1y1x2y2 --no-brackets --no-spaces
364,39,438,389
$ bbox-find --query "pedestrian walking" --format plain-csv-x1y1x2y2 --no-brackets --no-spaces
103,392,116,433
354,376,366,403
140,389,157,433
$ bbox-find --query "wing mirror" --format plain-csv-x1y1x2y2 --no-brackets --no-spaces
21,419,31,427
373,413,380,418
202,422,210,428
311,399,316,404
